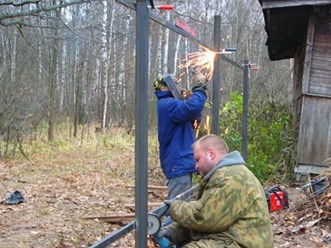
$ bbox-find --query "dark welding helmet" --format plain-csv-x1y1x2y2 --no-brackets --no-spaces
154,74,183,100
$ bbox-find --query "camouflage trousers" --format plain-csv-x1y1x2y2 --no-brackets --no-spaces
181,238,241,248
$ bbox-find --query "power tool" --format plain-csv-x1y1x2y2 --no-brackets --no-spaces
147,214,173,248
147,184,200,248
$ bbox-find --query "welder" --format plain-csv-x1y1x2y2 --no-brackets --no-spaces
153,73,207,207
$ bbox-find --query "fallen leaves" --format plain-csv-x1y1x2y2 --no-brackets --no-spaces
271,173,331,248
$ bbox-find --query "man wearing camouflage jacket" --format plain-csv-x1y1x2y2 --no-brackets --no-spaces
159,134,274,248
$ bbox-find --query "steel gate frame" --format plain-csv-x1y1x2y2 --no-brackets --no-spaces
90,1,250,247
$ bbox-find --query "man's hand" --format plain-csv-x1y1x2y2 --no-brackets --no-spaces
156,228,171,239
156,227,176,243
181,89,192,99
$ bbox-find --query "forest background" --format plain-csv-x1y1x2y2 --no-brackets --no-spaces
0,0,295,184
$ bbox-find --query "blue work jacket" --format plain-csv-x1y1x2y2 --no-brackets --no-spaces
155,90,207,179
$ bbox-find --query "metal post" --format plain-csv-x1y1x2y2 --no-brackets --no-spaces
212,15,221,135
135,1,149,247
242,60,250,162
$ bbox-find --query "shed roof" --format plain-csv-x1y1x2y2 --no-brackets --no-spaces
259,0,331,60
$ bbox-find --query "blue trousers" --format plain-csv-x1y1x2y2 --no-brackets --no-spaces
162,174,193,227
166,174,192,200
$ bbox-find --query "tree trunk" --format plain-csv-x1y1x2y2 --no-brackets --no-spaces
101,1,115,132
173,36,181,76
48,2,59,142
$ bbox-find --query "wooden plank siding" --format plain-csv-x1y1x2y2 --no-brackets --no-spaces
296,11,331,173
308,14,331,96
302,14,314,95
296,96,331,166
293,46,306,133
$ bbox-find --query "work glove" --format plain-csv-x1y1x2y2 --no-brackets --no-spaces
156,228,172,239
192,82,208,95
192,72,207,85
156,227,177,244
158,223,190,245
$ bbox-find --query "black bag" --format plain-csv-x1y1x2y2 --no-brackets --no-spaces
1,190,25,205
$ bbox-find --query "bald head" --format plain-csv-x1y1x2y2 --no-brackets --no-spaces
192,134,229,175
193,134,229,154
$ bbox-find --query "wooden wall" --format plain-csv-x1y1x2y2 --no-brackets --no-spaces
297,96,331,165
305,14,331,96
295,8,331,175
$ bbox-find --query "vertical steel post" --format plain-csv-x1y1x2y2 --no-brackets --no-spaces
135,1,149,247
242,60,250,162
212,15,221,135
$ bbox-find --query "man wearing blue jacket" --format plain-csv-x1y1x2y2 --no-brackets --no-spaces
154,74,207,201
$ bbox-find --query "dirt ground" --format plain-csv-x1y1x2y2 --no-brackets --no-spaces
0,150,330,248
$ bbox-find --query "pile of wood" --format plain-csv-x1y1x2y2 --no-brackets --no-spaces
272,167,331,244
294,167,331,222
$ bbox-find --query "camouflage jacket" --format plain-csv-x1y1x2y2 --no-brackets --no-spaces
168,151,274,248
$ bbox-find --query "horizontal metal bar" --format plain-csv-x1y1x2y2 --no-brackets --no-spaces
90,222,136,248
89,184,200,247
115,0,212,50
115,0,243,70
220,54,243,70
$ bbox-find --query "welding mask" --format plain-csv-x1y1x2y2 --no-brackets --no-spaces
154,74,183,100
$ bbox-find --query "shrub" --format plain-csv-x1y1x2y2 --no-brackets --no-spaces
218,91,295,183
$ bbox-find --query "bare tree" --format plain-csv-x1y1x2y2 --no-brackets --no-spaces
0,0,294,156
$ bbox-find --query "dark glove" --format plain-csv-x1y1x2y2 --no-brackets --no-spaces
192,72,206,85
156,227,176,244
157,223,190,245
192,83,207,94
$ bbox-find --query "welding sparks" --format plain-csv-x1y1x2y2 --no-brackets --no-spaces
178,49,216,80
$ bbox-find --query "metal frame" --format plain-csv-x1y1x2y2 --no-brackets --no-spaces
134,1,149,247
242,60,250,162
90,1,250,247
211,15,221,135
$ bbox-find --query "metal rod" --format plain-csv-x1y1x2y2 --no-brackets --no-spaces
212,15,221,135
89,222,136,248
89,185,200,247
242,60,250,162
135,1,149,247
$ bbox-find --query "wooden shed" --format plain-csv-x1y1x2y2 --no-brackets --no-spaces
259,0,331,179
